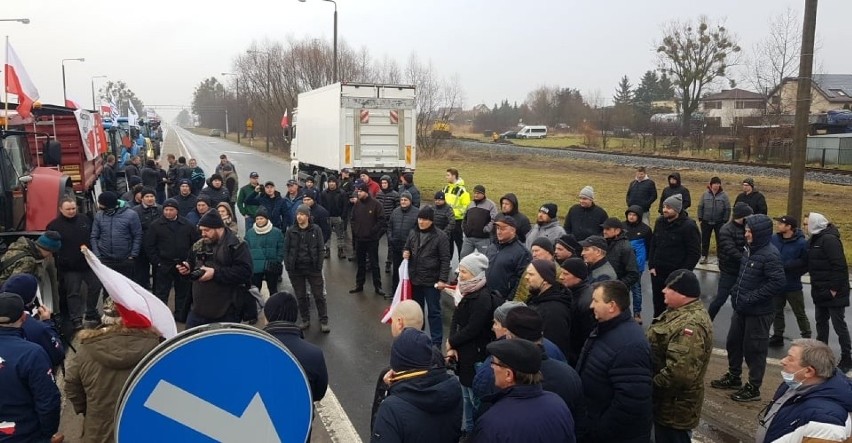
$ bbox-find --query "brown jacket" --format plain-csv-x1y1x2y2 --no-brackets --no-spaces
64,326,161,443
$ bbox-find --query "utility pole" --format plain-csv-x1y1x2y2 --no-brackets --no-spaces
787,0,818,221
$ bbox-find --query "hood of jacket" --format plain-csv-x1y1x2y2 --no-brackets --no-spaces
667,172,682,188
77,326,161,369
388,369,462,414
808,212,830,235
745,214,774,250
529,284,571,308
625,204,644,218
500,193,520,216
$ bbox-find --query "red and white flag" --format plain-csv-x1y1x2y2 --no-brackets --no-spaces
280,109,289,128
5,40,40,119
65,98,81,110
82,247,178,339
380,259,413,324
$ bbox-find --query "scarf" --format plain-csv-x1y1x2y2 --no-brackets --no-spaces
459,273,487,296
254,221,273,235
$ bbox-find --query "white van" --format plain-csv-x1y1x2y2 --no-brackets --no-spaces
517,125,547,139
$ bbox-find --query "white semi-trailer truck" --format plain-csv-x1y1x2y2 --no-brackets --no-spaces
290,82,416,188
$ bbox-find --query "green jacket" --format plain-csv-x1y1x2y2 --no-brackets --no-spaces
237,184,260,218
245,225,285,274
646,299,712,430
0,237,42,285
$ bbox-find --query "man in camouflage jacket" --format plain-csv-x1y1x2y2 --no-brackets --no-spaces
646,269,713,442
0,232,62,285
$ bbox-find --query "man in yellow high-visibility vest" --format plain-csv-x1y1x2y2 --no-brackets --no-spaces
245,118,254,138
441,168,470,258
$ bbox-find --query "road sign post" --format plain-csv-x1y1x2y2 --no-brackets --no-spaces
116,323,313,443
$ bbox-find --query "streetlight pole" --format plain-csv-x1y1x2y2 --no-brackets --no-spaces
247,50,271,152
91,75,106,111
299,0,338,83
61,57,85,105
222,72,240,143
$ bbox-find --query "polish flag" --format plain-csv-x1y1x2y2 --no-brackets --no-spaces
5,40,40,119
0,421,15,435
280,109,289,128
82,247,178,339
100,103,111,116
380,259,413,324
65,98,81,110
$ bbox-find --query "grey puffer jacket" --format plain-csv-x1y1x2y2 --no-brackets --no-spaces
697,188,731,225
91,206,143,260
524,221,566,250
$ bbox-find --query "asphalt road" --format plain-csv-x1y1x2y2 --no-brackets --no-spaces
171,126,851,441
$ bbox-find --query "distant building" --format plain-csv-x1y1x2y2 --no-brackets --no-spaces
769,74,852,115
700,88,765,128
651,99,679,113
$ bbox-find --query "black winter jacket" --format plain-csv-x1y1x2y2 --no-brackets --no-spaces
731,214,785,316
372,369,463,443
527,285,573,357
199,179,231,208
144,216,199,266
404,227,451,286
735,190,768,215
462,198,497,239
649,212,701,272
140,166,160,189
284,223,324,274
398,183,421,209
46,214,93,272
658,172,691,214
351,196,386,242
485,237,531,299
188,230,253,319
626,177,658,213
432,203,456,238
564,203,608,241
375,188,399,220
132,204,162,235
568,279,596,366
309,203,331,243
605,232,640,287
718,219,747,275
174,193,197,217
264,322,328,402
102,163,118,192
771,229,809,292
808,224,850,308
322,188,348,218
389,205,419,251
448,285,496,386
499,193,531,243
576,310,653,443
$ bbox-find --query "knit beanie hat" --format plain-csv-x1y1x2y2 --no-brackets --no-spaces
732,202,753,219
531,237,555,256
140,187,156,198
380,175,392,185
531,259,557,285
579,186,595,201
196,195,212,207
665,269,701,298
400,191,413,202
742,177,755,188
504,306,544,341
539,203,558,219
663,194,683,213
0,274,38,305
434,191,445,200
255,206,270,220
178,178,191,187
36,231,62,253
210,173,223,182
98,191,119,208
473,184,486,194
302,188,318,201
493,300,526,324
418,205,435,221
390,328,434,371
264,292,299,323
559,257,589,280
296,204,312,217
555,234,581,256
459,252,489,277
198,210,225,229
163,198,180,210
128,176,143,187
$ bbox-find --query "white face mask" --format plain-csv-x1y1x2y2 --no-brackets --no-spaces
781,368,806,390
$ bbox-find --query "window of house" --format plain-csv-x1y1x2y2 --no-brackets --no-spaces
829,89,849,97
735,100,764,110
704,101,722,110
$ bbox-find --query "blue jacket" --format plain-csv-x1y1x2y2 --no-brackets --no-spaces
731,214,786,316
282,192,305,230
485,237,532,300
245,191,287,230
770,229,808,292
576,311,652,443
372,369,463,443
624,206,651,271
21,315,65,369
263,322,327,402
472,337,567,404
472,384,575,443
91,206,143,260
0,328,61,443
762,370,852,443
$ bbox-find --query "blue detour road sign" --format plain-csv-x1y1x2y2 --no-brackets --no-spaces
116,323,313,443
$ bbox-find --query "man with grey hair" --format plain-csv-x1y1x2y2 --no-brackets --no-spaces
756,339,852,443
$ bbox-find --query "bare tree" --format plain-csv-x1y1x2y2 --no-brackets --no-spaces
657,16,741,133
747,8,801,107
405,54,463,158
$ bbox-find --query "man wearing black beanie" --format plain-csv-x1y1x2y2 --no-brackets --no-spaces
146,196,198,322
263,292,328,403
524,259,572,357
177,209,252,328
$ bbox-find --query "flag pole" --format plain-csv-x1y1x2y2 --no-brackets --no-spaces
4,36,9,130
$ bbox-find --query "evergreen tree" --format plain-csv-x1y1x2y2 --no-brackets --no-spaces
613,75,634,105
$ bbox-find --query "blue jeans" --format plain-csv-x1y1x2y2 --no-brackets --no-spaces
412,285,442,347
461,385,479,434
631,281,643,316
709,272,738,320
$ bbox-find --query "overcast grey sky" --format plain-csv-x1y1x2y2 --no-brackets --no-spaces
4,0,851,117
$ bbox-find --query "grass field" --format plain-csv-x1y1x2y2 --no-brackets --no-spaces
413,150,852,262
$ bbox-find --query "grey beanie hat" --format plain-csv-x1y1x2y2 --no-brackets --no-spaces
493,300,527,324
663,193,683,213
579,185,595,201
458,251,489,277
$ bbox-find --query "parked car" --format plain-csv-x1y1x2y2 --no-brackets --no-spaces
209,128,223,137
500,130,518,139
517,125,547,139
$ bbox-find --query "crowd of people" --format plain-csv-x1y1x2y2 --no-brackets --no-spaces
1,155,851,442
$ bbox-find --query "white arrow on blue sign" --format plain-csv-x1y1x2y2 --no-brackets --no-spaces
116,324,313,442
